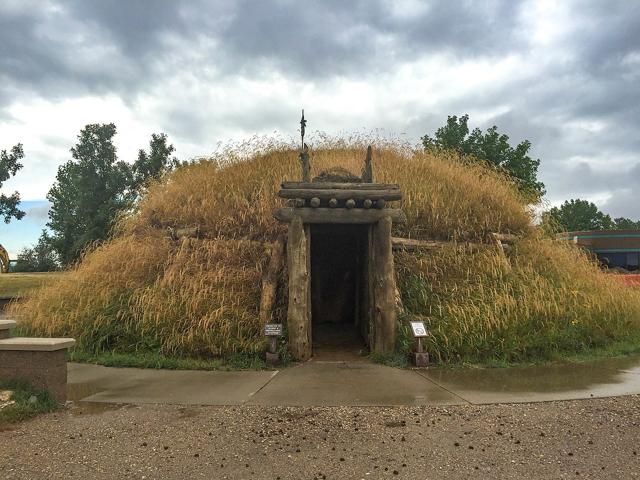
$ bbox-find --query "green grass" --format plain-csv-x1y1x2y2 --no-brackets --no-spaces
69,349,272,371
0,380,59,427
395,239,640,366
553,333,640,364
414,333,640,370
0,272,61,298
370,351,410,368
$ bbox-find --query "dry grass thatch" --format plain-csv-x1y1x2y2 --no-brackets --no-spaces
12,138,640,362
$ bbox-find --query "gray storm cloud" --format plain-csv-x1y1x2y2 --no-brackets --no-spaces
0,0,638,218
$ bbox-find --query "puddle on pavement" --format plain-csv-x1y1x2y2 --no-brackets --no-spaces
67,381,103,401
66,382,122,415
424,355,640,394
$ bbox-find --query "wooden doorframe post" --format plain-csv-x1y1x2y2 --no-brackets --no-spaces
283,212,399,360
372,216,397,354
286,216,312,360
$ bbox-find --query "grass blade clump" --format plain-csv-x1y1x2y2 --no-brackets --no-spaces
397,238,640,364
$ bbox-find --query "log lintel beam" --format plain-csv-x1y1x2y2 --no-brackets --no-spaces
274,207,406,225
281,181,400,191
278,188,402,201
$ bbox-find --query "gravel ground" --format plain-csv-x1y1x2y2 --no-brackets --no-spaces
2,396,640,479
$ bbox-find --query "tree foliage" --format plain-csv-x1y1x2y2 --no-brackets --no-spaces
612,217,640,229
13,231,59,272
47,124,133,265
422,114,545,200
0,143,25,223
542,199,612,232
542,198,640,232
47,124,178,265
132,133,177,190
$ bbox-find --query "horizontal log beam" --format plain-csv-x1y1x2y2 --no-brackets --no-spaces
168,226,201,240
278,188,402,201
490,232,519,244
391,237,451,250
391,236,483,252
274,208,406,224
164,227,270,249
392,236,518,254
281,182,400,191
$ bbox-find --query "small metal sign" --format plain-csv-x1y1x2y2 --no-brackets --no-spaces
410,322,428,338
265,323,283,337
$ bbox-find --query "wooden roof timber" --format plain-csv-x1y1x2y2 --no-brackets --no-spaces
281,182,400,190
273,207,407,224
278,188,402,201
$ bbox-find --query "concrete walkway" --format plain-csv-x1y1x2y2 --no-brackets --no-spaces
67,354,640,406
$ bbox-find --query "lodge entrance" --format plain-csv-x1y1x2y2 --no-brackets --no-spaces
310,224,370,359
273,136,405,361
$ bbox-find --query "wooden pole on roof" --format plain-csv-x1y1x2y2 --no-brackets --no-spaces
362,145,373,183
299,110,310,182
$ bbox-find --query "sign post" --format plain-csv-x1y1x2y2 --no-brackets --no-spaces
264,323,283,365
409,321,429,367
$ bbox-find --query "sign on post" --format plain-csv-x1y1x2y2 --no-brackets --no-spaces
409,321,429,366
410,322,427,338
264,323,283,363
265,324,283,337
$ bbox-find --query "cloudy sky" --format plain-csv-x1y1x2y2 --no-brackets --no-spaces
1,0,639,254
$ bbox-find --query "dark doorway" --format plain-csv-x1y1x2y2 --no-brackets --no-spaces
310,224,370,359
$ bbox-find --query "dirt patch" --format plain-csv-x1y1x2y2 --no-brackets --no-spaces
2,396,640,479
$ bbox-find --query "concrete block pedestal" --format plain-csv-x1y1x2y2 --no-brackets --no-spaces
265,352,280,366
0,335,76,403
412,352,430,368
0,319,14,339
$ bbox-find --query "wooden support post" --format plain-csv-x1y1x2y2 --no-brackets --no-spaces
367,226,374,348
305,224,312,354
362,145,373,183
286,217,312,361
372,216,397,354
258,238,285,325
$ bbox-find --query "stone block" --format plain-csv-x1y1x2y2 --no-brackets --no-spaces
265,352,280,366
0,319,16,339
0,342,72,402
412,352,430,368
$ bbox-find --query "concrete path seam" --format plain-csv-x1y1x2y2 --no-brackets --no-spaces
243,370,280,405
412,369,474,405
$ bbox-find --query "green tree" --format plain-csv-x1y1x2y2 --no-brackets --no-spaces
13,230,59,272
131,133,177,190
47,124,133,265
613,217,640,229
0,143,25,223
422,114,545,200
47,125,179,265
542,199,613,232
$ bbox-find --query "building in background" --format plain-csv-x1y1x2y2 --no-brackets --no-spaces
558,230,640,271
